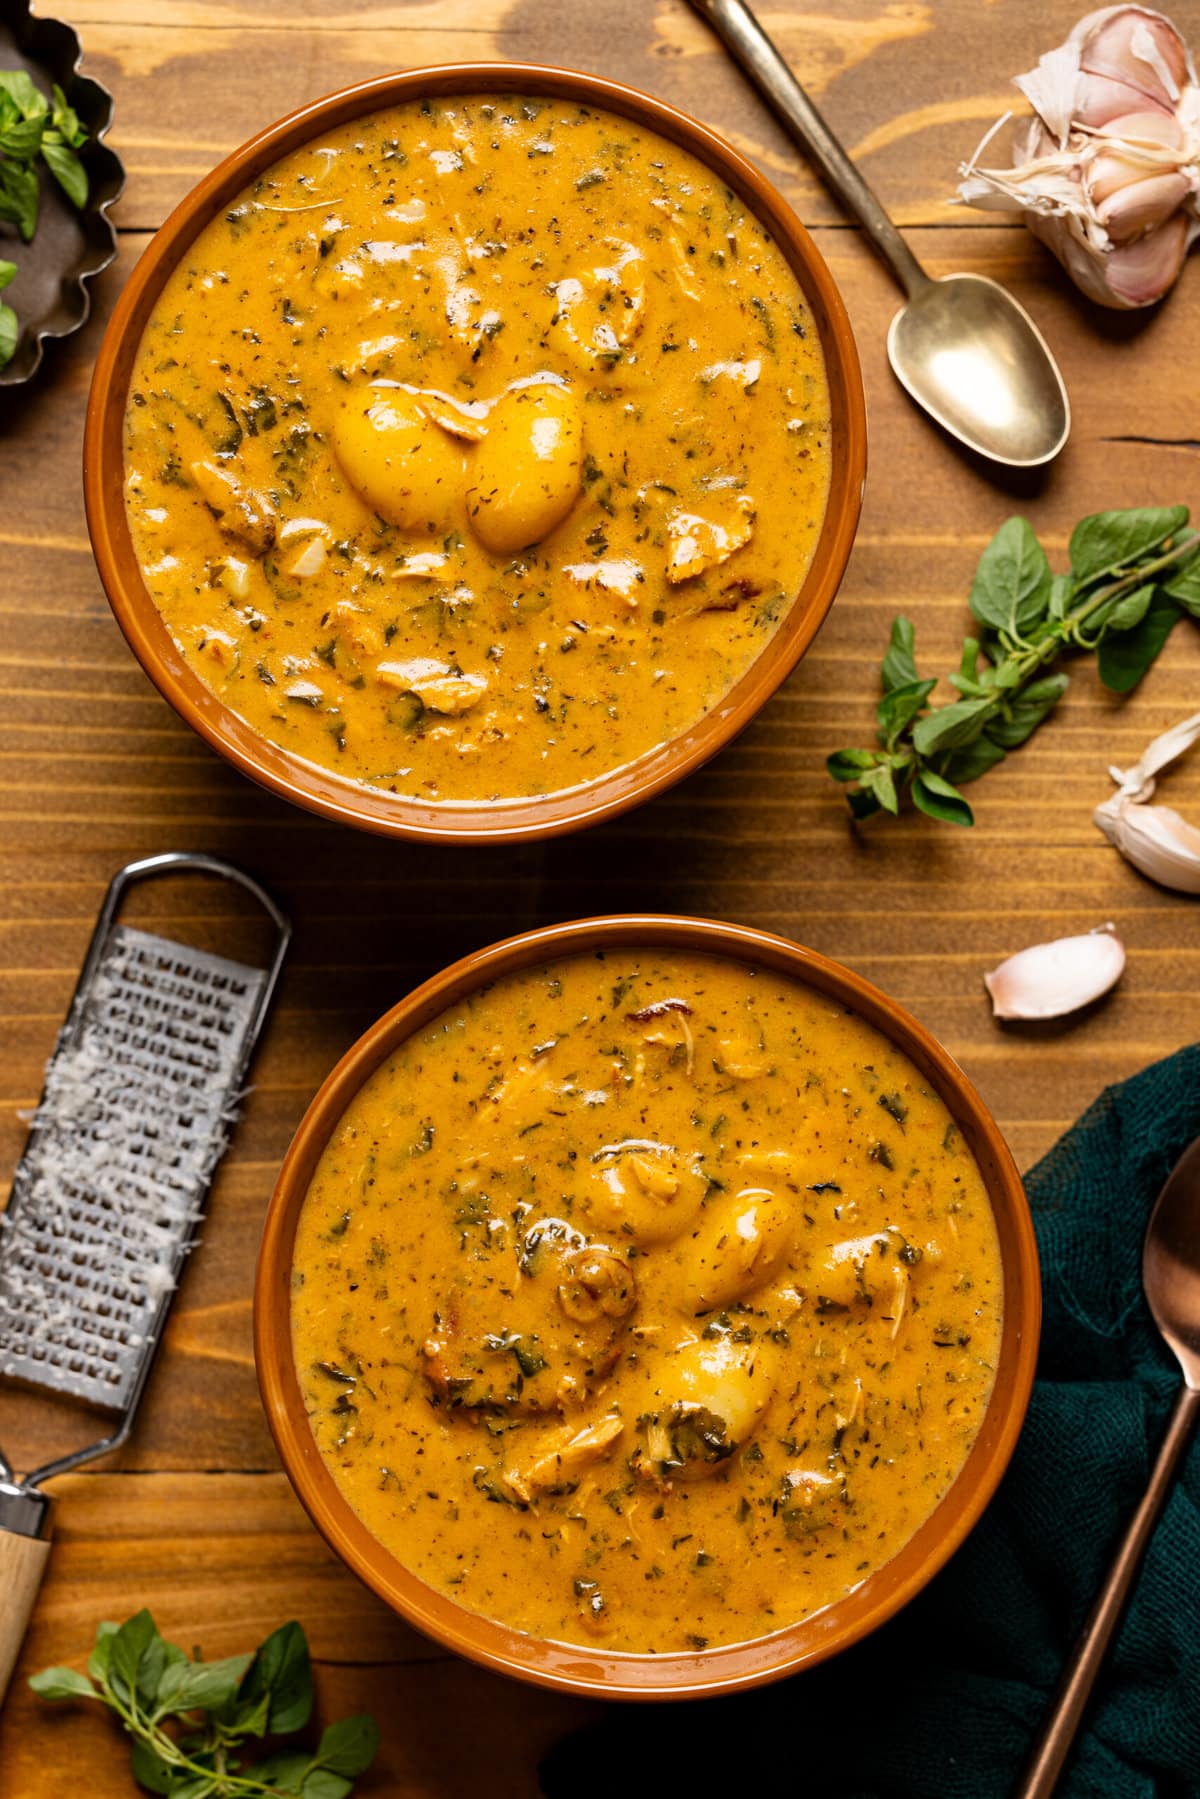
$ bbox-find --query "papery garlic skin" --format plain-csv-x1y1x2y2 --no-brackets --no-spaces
1094,708,1200,891
985,927,1126,1020
957,7,1200,308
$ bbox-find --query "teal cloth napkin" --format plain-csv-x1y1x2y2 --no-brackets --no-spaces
540,1045,1200,1798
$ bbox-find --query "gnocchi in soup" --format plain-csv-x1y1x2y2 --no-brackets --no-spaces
123,94,832,805
291,951,1003,1654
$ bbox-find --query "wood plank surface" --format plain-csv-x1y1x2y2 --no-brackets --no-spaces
1,1,1198,1792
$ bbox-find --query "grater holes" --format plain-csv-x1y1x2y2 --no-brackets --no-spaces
0,924,265,1411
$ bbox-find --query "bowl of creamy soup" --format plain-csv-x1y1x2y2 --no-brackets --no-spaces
85,64,865,841
256,917,1039,1697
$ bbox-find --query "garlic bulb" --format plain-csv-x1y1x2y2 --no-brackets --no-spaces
957,7,1200,308
1094,709,1200,890
985,926,1126,1020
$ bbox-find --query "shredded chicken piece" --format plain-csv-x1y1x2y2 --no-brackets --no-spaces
375,657,488,715
666,496,755,584
550,241,645,368
502,1412,625,1503
190,460,277,553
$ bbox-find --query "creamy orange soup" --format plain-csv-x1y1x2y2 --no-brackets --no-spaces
123,94,831,805
291,952,1003,1654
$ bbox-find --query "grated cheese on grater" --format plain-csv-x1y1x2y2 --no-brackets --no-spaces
0,925,266,1411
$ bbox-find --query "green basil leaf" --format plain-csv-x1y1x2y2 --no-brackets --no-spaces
87,1620,119,1683
1048,572,1073,621
51,82,87,147
165,1776,218,1799
314,1714,381,1778
156,1652,253,1718
0,113,46,158
28,1665,97,1702
983,672,1068,749
939,735,1008,785
1069,505,1188,583
40,136,88,209
1097,590,1182,692
990,659,1023,691
0,157,40,241
1098,581,1155,635
128,1739,176,1795
0,257,15,290
1163,546,1200,618
875,676,935,748
0,70,49,119
137,1631,170,1711
226,1689,272,1738
252,1750,312,1793
880,615,918,692
859,762,898,815
826,747,877,783
253,1753,311,1792
911,696,993,756
911,770,974,828
110,1609,158,1706
301,1772,353,1799
0,300,17,369
968,517,1051,639
237,1620,312,1735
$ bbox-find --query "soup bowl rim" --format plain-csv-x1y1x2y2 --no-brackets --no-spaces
255,913,1040,1699
83,60,866,844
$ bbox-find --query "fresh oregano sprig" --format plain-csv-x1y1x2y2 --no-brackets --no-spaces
828,505,1200,827
0,69,90,368
30,1611,380,1798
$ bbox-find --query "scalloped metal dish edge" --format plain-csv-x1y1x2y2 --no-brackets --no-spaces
0,0,125,387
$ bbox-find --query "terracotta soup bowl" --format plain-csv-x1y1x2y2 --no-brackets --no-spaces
85,63,865,843
255,916,1039,1699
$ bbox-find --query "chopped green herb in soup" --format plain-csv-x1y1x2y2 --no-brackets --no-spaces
291,951,1003,1653
124,95,831,804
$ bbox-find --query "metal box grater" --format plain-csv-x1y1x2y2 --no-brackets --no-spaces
0,852,289,1704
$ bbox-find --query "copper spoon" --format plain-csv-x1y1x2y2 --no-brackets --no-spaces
686,0,1071,468
1016,1135,1200,1796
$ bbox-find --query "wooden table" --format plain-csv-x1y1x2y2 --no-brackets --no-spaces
1,3,1197,1791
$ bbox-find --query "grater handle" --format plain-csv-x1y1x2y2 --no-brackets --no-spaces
0,1515,52,1706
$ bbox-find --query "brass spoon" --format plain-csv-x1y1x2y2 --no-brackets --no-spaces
686,0,1071,468
1016,1135,1200,1796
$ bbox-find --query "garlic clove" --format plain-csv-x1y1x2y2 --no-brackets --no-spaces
1100,209,1193,303
1098,169,1193,240
984,927,1126,1020
1095,799,1200,891
1075,69,1174,125
1079,9,1190,110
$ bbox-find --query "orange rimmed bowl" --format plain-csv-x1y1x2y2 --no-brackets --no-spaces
84,62,866,845
255,915,1040,1700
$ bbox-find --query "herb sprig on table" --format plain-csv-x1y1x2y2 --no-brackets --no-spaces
828,506,1200,827
0,69,90,368
30,1612,380,1798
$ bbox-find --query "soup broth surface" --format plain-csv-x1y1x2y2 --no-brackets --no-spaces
124,94,831,805
291,951,1003,1654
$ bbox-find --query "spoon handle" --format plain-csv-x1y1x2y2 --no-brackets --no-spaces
685,0,928,297
1015,1382,1200,1798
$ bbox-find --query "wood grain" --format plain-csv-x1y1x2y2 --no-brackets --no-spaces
1,3,1199,1791
0,1475,599,1796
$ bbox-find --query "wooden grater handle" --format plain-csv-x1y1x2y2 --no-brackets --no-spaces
0,1525,52,1706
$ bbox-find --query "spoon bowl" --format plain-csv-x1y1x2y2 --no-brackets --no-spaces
887,275,1071,469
